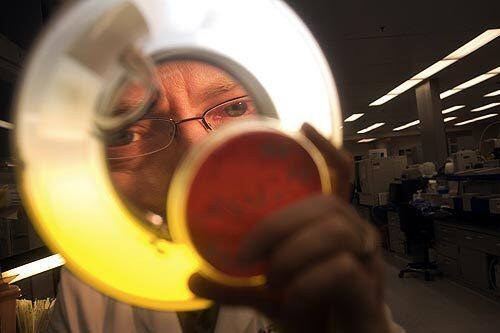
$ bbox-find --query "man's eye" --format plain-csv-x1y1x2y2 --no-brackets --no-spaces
108,130,140,147
204,97,258,130
223,100,249,117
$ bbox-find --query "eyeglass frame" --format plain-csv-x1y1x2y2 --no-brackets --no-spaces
106,94,253,160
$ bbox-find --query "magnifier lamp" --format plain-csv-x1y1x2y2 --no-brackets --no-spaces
13,0,343,311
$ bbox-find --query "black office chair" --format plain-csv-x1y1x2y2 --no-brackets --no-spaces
397,203,438,281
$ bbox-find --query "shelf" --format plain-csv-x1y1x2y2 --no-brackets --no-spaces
446,173,500,181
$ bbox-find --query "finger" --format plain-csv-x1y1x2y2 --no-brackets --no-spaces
188,273,280,317
279,252,387,333
240,194,375,264
280,253,375,328
357,224,381,268
301,123,353,201
266,215,364,288
238,194,345,262
300,123,353,178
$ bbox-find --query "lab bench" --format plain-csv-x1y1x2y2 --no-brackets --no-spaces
433,218,500,299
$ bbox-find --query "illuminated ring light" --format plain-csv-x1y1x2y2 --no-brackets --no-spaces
13,0,343,311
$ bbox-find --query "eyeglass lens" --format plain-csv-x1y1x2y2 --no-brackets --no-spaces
105,96,258,160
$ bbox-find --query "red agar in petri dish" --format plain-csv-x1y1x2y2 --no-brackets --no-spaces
185,130,325,279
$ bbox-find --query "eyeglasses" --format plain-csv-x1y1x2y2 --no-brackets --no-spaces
106,95,257,159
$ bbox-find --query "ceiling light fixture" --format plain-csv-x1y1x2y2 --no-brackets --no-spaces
369,29,500,106
357,122,385,134
358,138,377,143
344,113,365,122
441,66,500,99
484,89,500,97
439,90,460,99
443,116,457,123
387,79,423,95
393,120,420,131
455,113,498,126
455,74,497,90
0,120,14,130
369,95,398,106
412,60,457,79
470,102,500,112
1,254,65,284
446,30,500,59
442,105,466,114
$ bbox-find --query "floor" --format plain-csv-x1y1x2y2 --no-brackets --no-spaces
383,254,500,333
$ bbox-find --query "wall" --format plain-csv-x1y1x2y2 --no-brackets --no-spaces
470,121,500,156
344,129,482,166
344,135,423,164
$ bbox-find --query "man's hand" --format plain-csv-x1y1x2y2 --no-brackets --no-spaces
189,124,390,333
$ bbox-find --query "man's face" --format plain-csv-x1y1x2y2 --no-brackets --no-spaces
106,61,254,217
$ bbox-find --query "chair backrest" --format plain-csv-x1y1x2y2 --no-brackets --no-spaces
398,204,421,234
399,204,435,243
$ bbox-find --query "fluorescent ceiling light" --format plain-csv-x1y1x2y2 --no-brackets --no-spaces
484,89,500,97
358,138,377,143
413,60,457,79
470,102,500,112
442,105,466,114
344,113,365,122
445,30,500,59
455,113,498,126
393,120,420,131
387,79,422,95
441,66,500,99
490,66,500,74
0,120,13,130
444,116,457,123
357,122,385,134
1,254,65,284
455,73,496,90
369,95,397,106
440,90,460,99
369,29,500,106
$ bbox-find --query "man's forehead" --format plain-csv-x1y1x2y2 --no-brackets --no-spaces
156,60,242,97
115,60,245,110
157,60,229,83
113,81,149,113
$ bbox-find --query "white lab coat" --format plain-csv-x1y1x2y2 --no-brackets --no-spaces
48,268,272,333
48,268,405,333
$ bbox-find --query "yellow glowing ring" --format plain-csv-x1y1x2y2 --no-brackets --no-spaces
13,0,342,311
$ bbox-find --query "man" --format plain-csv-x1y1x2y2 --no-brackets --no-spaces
48,61,403,333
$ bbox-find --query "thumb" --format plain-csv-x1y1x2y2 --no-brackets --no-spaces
300,123,353,202
189,273,281,318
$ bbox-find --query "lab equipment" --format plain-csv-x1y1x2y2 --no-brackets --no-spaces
451,150,479,172
356,156,408,206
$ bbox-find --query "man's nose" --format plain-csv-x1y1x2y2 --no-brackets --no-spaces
177,119,210,145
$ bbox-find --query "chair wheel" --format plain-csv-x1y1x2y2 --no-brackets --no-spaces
398,272,404,278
